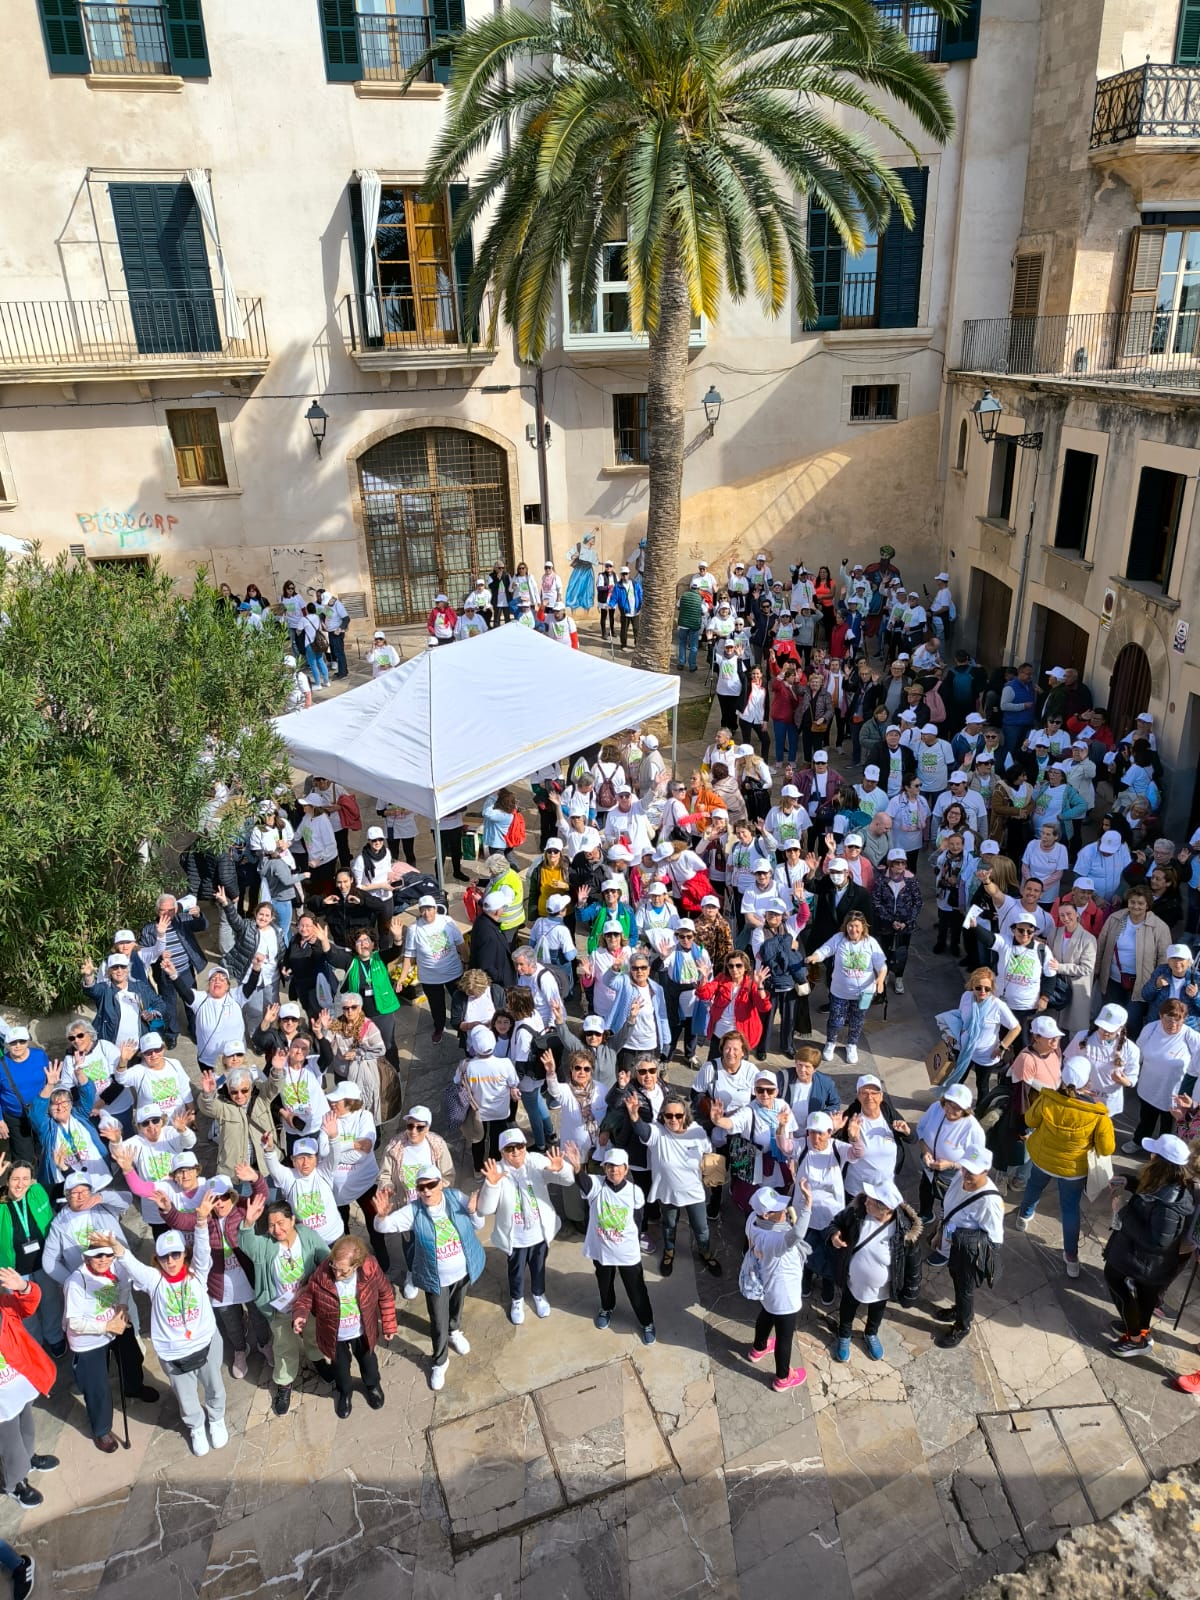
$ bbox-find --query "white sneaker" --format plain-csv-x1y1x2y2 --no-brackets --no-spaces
190,1426,210,1457
845,1044,859,1065
1121,1139,1140,1156
402,1277,420,1301
1063,1253,1080,1279
429,1361,447,1392
208,1419,229,1450
821,1042,837,1062
230,1350,248,1381
1014,1214,1031,1232
532,1296,551,1319
510,1299,525,1325
448,1330,470,1355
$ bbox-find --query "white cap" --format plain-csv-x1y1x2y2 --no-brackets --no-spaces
886,848,908,862
1046,666,1066,680
935,571,950,582
653,842,674,862
1030,1016,1064,1038
941,1083,974,1109
1143,1133,1190,1165
975,751,994,763
498,1129,527,1150
676,919,695,932
845,834,864,848
754,1070,779,1087
135,1103,165,1123
547,893,571,914
965,713,985,725
1095,1003,1128,1031
1012,912,1038,927
278,1002,304,1020
781,784,800,798
1099,830,1123,853
856,1074,883,1091
1136,712,1153,723
415,1166,442,1184
108,953,130,969
63,1171,109,1194
138,1032,164,1052
899,710,917,723
647,880,669,894
750,1186,789,1216
416,895,440,910
482,890,511,911
862,765,880,781
1167,944,1194,960
284,654,298,668
601,877,625,892
1061,1057,1090,1089
764,899,789,915
959,1151,992,1176
170,1151,199,1172
367,825,385,841
373,630,387,640
602,919,626,936
862,1180,903,1210
806,1112,834,1133
582,1015,605,1033
828,857,850,873
753,861,774,875
813,750,829,763
329,1081,359,1102
113,929,136,944
468,1026,496,1056
434,592,449,602
949,771,968,784
980,839,1001,855
602,1148,630,1167
155,1230,188,1257
1073,876,1095,891
701,894,721,908
1050,762,1071,775
690,577,702,588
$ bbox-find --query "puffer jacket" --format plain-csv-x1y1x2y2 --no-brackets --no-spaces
871,872,923,932
1103,1180,1195,1287
830,1194,924,1306
217,903,264,985
196,1082,275,1179
1024,1087,1115,1178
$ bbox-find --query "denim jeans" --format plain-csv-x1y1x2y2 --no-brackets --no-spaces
329,630,348,677
305,644,329,687
272,898,294,943
520,1089,556,1151
773,719,799,762
1020,1165,1085,1256
660,1200,711,1256
507,1240,549,1300
677,626,700,669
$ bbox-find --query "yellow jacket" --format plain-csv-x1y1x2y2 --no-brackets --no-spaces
1024,1087,1115,1178
490,867,526,933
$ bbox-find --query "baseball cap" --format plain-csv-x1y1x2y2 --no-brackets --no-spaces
1143,1133,1190,1165
1095,1003,1128,1031
602,1149,630,1167
113,929,136,944
886,848,907,862
959,1151,992,1175
942,1084,973,1109
155,1230,188,1258
278,1002,304,1020
862,765,880,781
1099,830,1123,853
1167,944,1194,960
1030,1016,1064,1038
498,1129,527,1150
862,1180,903,1210
806,1112,834,1133
329,1081,359,1101
170,1152,199,1172
781,784,801,798
582,1015,605,1034
750,1186,788,1215
405,1105,433,1123
293,1138,319,1156
468,1026,496,1056
416,1166,442,1184
416,895,439,910
138,1032,163,1052
108,954,130,969
367,826,385,841
856,1074,883,1091
547,893,571,914
1072,876,1095,891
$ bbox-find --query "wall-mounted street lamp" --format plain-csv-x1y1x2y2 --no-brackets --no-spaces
305,399,328,458
702,385,723,434
970,388,1042,450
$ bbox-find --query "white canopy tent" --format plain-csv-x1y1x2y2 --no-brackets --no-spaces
274,626,681,887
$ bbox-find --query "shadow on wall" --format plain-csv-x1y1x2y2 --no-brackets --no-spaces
624,410,942,579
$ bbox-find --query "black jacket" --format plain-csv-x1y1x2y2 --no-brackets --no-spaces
809,880,873,951
218,904,264,985
139,910,209,976
843,1092,915,1176
468,915,516,989
1103,1181,1195,1287
758,928,809,994
831,1193,924,1306
304,890,384,948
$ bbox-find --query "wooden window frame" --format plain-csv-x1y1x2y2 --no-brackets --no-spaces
612,393,649,465
167,407,227,488
375,185,458,345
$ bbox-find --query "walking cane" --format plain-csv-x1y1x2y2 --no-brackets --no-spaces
109,1335,131,1450
1173,1254,1199,1333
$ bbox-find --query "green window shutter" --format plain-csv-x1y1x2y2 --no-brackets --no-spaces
1177,0,1200,63
449,184,478,342
346,180,382,349
320,0,362,81
877,167,928,329
804,200,842,332
940,0,981,60
163,0,210,77
37,0,90,73
430,0,465,83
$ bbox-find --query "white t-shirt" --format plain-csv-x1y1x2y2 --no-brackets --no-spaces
404,916,464,984
1023,842,1068,902
428,1202,469,1286
745,1211,811,1316
113,989,143,1048
121,1060,193,1120
844,1114,898,1194
336,1270,363,1341
0,1350,37,1423
1137,1024,1200,1111
269,1237,308,1311
847,1216,894,1304
581,1175,642,1266
461,1057,519,1120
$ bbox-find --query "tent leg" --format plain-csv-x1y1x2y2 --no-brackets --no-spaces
670,702,678,776
433,820,446,898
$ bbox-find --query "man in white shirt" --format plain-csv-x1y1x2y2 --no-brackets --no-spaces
603,790,654,856
512,947,561,1028
930,572,955,643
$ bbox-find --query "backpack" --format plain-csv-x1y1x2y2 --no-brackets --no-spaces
504,811,527,849
924,686,947,724
949,666,976,706
596,766,619,810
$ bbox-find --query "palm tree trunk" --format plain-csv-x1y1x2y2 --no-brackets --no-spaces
632,235,692,674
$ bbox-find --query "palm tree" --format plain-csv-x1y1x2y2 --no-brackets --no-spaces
416,0,958,670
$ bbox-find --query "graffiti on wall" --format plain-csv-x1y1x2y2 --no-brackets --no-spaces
77,509,180,550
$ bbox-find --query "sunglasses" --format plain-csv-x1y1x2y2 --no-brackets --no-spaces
972,985,993,993
68,1033,90,1041
636,1067,658,1076
630,966,650,973
662,1112,686,1121
754,1087,777,1095
139,1117,164,1125
416,1182,440,1192
143,1047,164,1056
405,1121,428,1131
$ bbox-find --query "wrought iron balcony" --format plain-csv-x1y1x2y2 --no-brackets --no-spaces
957,310,1200,391
355,11,435,82
0,293,269,382
1092,63,1200,148
81,2,171,76
338,290,496,371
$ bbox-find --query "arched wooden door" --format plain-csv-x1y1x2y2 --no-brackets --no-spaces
1107,642,1152,741
358,428,513,623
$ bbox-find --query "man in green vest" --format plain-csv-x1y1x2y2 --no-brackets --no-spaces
677,580,705,673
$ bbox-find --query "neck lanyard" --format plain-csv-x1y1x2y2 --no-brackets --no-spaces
10,1198,30,1237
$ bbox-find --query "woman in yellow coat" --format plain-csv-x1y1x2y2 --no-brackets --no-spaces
1015,1056,1115,1278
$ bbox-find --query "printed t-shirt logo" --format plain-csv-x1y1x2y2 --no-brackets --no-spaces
149,1073,176,1104
337,1290,359,1333
596,1195,628,1243
294,1189,326,1229
1007,950,1038,983
276,1246,305,1287
432,1216,462,1261
145,1150,172,1181
841,945,871,974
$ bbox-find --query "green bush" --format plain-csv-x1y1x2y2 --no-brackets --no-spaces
0,552,292,1010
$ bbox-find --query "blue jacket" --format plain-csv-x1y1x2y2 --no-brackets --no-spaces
408,1189,486,1294
28,1082,111,1192
1141,963,1200,1028
81,974,165,1045
0,1047,51,1124
611,579,643,616
604,976,670,1054
139,911,208,975
779,1067,841,1121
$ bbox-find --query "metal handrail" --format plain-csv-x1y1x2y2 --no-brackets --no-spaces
355,11,435,82
956,310,1200,389
0,294,269,367
339,290,495,353
1092,62,1200,147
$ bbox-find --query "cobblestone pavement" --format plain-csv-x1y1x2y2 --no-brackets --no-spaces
8,627,1200,1599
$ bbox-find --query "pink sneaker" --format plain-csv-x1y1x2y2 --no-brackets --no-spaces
772,1367,808,1393
747,1337,776,1363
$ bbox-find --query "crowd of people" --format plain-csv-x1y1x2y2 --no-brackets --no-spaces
0,545,1198,1590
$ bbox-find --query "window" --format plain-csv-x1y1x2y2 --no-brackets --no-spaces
806,168,928,332
988,438,1018,522
350,182,472,347
1121,224,1200,357
874,2,940,59
37,0,210,77
1126,466,1185,591
955,417,968,471
1053,448,1097,553
167,408,227,487
1010,253,1044,318
319,0,459,83
849,384,898,421
612,394,649,465
573,229,632,337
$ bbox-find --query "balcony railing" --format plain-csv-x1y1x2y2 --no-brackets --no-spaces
957,311,1200,390
339,290,496,359
840,271,880,329
1092,62,1200,148
0,294,269,375
874,2,941,61
356,11,435,82
81,2,171,76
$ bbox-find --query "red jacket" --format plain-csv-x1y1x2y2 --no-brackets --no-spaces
0,1282,55,1397
427,603,458,637
291,1255,397,1360
694,974,772,1046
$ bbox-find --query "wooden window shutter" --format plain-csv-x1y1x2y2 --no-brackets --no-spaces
940,0,981,60
430,0,465,83
1177,0,1200,64
878,167,928,329
803,200,843,332
37,0,90,73
163,0,210,76
1120,226,1166,355
1009,252,1044,317
448,185,478,343
320,0,362,81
